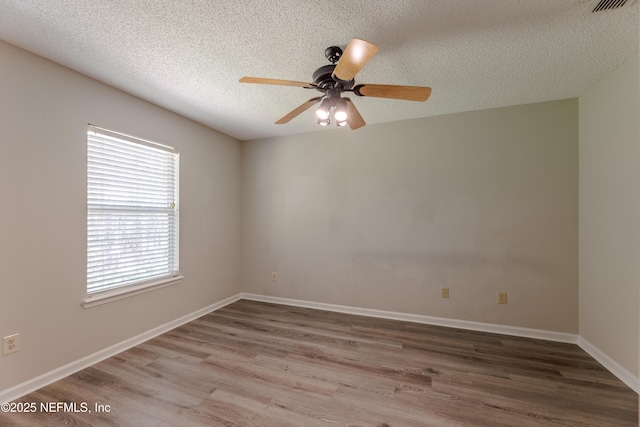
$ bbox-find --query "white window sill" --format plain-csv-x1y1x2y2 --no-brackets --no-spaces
82,275,184,309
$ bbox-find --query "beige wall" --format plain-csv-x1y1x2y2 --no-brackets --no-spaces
242,99,579,333
0,40,242,391
579,53,639,377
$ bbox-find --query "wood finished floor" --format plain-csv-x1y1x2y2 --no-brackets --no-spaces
2,300,637,426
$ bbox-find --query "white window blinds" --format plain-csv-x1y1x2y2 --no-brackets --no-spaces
87,125,179,295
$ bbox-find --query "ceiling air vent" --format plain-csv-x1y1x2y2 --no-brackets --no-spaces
589,0,636,12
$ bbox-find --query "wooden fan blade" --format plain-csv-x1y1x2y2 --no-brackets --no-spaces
332,38,379,82
275,97,323,124
344,98,365,130
239,77,314,88
354,84,431,102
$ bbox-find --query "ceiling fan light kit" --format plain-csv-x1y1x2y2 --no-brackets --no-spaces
239,38,432,130
314,91,348,126
334,99,348,122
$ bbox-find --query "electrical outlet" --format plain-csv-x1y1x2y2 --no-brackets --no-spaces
441,288,449,298
271,272,277,281
497,292,508,304
3,333,20,356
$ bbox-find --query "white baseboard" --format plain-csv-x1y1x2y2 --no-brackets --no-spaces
0,293,242,404
240,293,578,344
577,336,640,394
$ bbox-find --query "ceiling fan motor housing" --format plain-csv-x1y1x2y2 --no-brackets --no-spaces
313,65,355,92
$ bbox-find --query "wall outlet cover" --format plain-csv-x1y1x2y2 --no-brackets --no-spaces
3,334,20,356
498,292,508,304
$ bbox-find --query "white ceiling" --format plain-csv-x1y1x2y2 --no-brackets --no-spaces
0,0,637,141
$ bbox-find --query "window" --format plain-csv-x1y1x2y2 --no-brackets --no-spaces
84,125,180,307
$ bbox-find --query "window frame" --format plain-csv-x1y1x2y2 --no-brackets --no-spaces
83,125,182,308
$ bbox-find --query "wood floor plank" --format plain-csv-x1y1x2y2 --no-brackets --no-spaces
1,299,637,426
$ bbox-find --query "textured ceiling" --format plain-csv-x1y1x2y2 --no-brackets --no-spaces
0,0,637,141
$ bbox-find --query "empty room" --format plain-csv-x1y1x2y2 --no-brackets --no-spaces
0,1,638,426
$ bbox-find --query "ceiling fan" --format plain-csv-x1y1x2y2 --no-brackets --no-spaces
239,38,432,130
